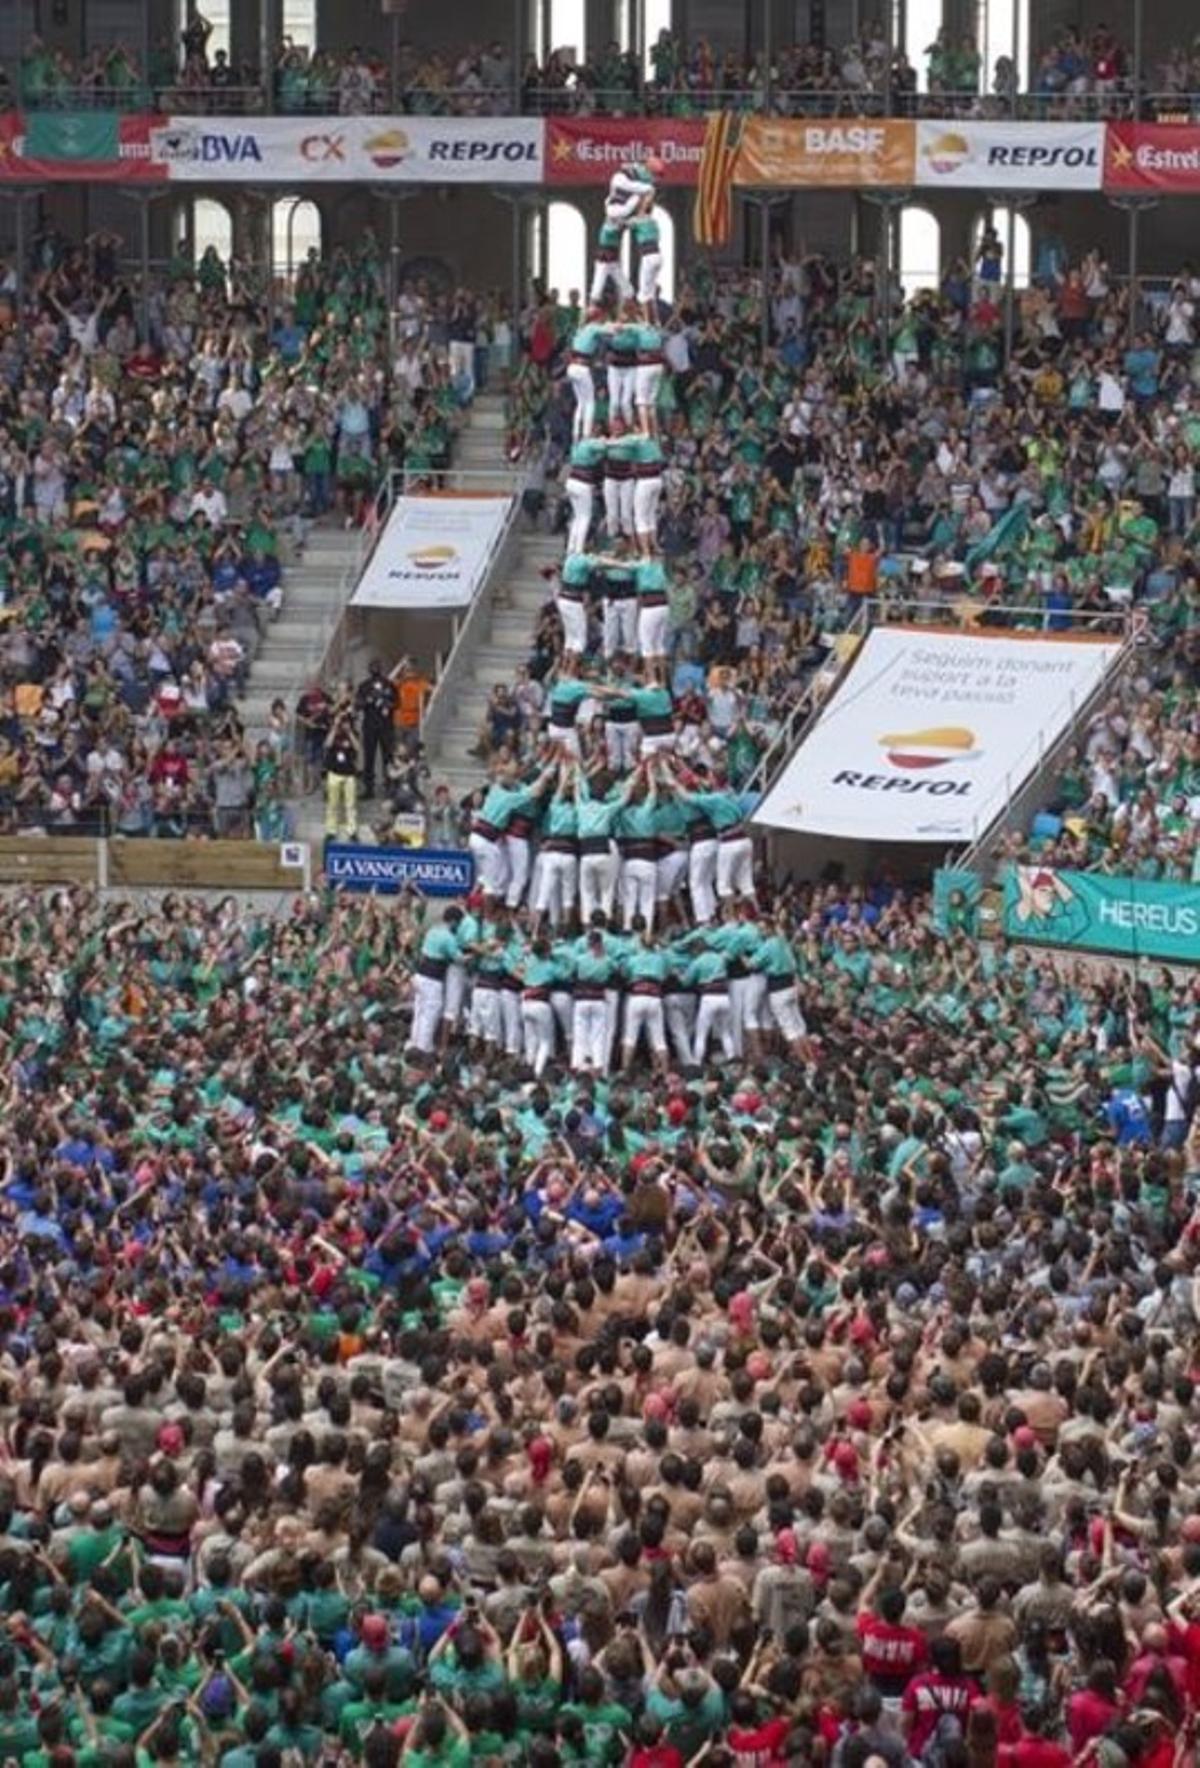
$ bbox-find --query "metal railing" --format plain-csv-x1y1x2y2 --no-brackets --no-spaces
5,78,1200,122
746,603,869,799
953,614,1136,875
418,474,529,760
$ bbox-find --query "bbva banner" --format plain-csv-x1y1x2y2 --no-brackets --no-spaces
753,626,1120,845
155,114,544,182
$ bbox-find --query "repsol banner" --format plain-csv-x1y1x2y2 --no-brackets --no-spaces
752,626,1120,845
1003,866,1200,965
325,844,474,896
915,120,1104,190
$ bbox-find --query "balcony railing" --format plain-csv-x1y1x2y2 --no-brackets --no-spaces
2,73,1199,124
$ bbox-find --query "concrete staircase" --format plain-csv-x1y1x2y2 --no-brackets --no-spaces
238,526,363,738
448,391,512,489
424,523,563,798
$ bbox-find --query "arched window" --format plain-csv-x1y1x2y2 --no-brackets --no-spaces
190,197,232,264
904,0,945,93
545,200,587,305
972,206,1031,289
532,0,587,64
281,0,316,49
271,197,322,285
619,204,675,306
898,206,940,297
176,0,230,64
978,0,1030,94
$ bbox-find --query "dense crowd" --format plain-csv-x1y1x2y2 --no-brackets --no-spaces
15,21,1200,120
0,223,478,840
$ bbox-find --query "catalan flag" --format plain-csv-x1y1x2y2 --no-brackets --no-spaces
694,111,743,248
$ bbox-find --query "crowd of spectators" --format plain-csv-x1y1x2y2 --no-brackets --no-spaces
12,22,1200,120
0,223,480,840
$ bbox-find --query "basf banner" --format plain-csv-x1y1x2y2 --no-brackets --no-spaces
546,117,706,186
155,114,544,183
753,627,1120,845
351,493,513,611
1105,123,1200,193
735,118,915,187
916,120,1104,189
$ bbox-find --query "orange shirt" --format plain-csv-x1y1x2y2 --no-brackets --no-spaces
846,548,879,595
395,675,431,729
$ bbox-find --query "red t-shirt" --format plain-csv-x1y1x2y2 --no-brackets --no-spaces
856,1610,929,1696
999,1739,1072,1768
978,1697,1023,1747
630,1749,683,1768
1066,1689,1121,1754
728,1715,791,1768
902,1672,978,1756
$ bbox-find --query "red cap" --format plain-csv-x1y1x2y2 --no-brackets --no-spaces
847,1399,872,1431
832,1441,859,1477
361,1615,390,1651
666,1096,688,1125
429,1109,450,1132
775,1527,798,1564
1012,1424,1037,1451
157,1423,184,1456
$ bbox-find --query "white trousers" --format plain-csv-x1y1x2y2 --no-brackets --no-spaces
504,834,532,908
469,832,507,898
635,364,662,413
500,988,522,1056
522,998,556,1076
621,857,657,931
590,252,631,305
666,993,696,1067
638,602,669,659
603,596,638,659
579,846,618,921
444,961,467,1029
769,984,807,1044
534,849,578,925
566,477,594,555
568,362,595,440
605,720,640,774
717,835,755,902
409,974,444,1052
623,994,667,1058
572,998,609,1071
656,849,688,906
638,251,663,306
607,365,636,424
633,475,662,540
689,838,719,923
558,593,588,656
694,991,736,1064
471,982,501,1045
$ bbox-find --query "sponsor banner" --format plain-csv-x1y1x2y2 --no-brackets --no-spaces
1105,123,1200,193
157,114,543,182
734,116,914,187
752,627,1120,845
325,843,474,896
916,119,1103,189
546,116,707,185
1003,866,1200,965
351,493,513,610
0,111,163,182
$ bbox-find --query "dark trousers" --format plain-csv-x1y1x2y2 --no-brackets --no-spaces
362,719,394,796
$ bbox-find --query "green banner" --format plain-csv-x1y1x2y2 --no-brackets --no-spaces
1002,865,1200,964
24,112,120,162
933,868,983,937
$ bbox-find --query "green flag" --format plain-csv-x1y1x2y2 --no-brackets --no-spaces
24,112,120,163
964,501,1031,573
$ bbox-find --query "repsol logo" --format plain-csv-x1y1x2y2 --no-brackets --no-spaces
986,144,1098,167
832,770,972,797
428,139,538,162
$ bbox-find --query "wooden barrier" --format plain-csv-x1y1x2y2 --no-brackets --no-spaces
0,838,309,892
107,839,309,891
0,838,100,886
